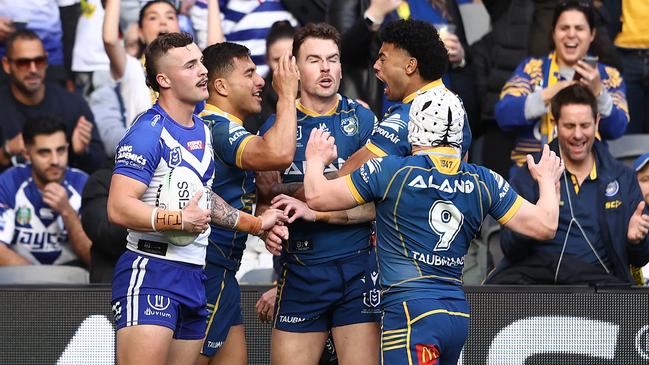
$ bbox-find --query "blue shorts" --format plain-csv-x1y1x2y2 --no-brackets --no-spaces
201,264,244,356
111,250,208,340
381,298,469,365
273,251,379,332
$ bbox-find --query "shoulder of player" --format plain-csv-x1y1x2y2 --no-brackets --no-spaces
0,164,31,196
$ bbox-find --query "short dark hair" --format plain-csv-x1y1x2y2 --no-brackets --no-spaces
23,117,67,146
5,29,42,58
380,19,448,82
550,84,598,122
292,23,340,60
266,21,295,51
144,32,194,92
138,0,179,28
551,0,595,31
202,42,251,83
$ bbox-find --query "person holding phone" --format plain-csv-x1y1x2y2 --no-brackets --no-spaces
494,0,628,176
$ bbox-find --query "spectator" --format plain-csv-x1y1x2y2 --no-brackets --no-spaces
243,20,295,134
81,165,127,283
635,153,649,205
495,0,628,175
0,30,106,173
487,84,649,285
0,0,70,85
219,0,298,77
608,1,649,134
0,117,91,267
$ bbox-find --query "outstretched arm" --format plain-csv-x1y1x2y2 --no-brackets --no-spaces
102,0,127,80
503,145,563,240
209,190,286,235
271,194,375,225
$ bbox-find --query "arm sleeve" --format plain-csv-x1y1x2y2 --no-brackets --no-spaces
113,120,162,186
346,157,386,204
257,114,277,137
597,65,629,140
494,58,537,132
482,167,523,225
211,119,255,168
366,110,411,157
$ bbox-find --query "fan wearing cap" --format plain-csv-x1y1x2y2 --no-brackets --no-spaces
297,87,564,365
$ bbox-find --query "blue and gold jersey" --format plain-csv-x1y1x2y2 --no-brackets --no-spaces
260,95,377,265
347,147,522,306
200,104,256,270
366,80,472,158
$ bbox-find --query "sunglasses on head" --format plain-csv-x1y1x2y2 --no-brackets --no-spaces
558,0,593,9
9,55,48,70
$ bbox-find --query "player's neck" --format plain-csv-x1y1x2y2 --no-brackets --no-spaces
158,94,195,127
298,92,337,115
564,151,596,185
11,82,45,106
402,75,428,101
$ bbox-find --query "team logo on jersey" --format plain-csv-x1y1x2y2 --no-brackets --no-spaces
363,270,381,308
605,180,619,197
16,206,31,225
147,294,171,311
296,126,303,141
341,116,359,136
186,140,203,151
416,344,440,365
169,146,182,167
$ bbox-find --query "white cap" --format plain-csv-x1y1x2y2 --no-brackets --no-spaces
408,87,465,148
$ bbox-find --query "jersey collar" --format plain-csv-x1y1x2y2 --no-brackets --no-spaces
413,146,461,174
201,103,244,125
296,95,340,117
402,79,444,104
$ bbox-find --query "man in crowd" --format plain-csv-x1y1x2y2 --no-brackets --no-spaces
0,30,105,173
0,117,91,267
487,84,649,285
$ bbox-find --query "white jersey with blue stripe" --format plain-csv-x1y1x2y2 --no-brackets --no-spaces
0,165,88,265
114,103,215,265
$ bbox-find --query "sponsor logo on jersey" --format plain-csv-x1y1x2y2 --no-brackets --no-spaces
341,116,359,136
115,145,148,169
168,146,182,167
296,126,303,141
186,140,203,151
416,344,440,365
412,250,464,267
15,228,66,250
16,206,31,225
375,126,400,144
318,123,330,133
380,114,407,132
144,295,172,318
278,315,307,324
207,341,223,349
228,125,248,145
408,175,475,194
112,301,122,322
39,208,54,220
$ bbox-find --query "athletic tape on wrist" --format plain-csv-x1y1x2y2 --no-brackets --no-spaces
235,211,263,236
153,209,183,231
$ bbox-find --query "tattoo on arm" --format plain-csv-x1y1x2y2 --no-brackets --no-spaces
210,191,239,228
273,182,302,197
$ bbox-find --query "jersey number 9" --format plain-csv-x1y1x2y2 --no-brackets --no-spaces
429,201,464,251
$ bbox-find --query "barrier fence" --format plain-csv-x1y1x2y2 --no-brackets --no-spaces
1,285,648,364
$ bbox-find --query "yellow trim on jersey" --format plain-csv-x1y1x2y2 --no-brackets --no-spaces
235,135,255,169
273,268,288,328
296,97,339,117
200,103,244,125
410,309,470,324
393,169,423,275
402,79,444,104
383,344,407,351
383,338,407,346
496,195,523,225
403,302,414,365
204,270,227,337
345,175,367,205
414,147,461,174
383,333,408,341
383,328,408,334
365,141,388,157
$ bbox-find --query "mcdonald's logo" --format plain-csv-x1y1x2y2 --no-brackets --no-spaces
416,344,439,365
